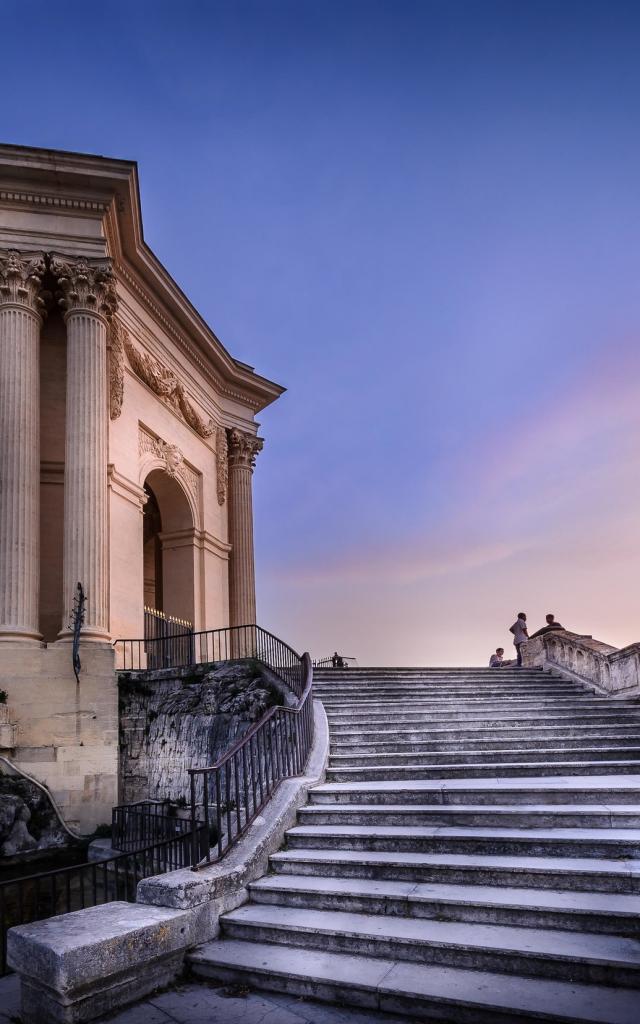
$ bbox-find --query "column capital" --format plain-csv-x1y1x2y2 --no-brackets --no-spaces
0,248,47,318
51,254,117,321
227,428,263,471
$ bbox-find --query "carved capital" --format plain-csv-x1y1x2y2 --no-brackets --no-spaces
0,248,47,316
227,428,263,471
51,254,117,320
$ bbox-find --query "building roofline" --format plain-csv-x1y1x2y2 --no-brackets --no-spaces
0,142,285,412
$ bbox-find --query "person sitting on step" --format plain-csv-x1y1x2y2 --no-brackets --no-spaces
489,647,513,667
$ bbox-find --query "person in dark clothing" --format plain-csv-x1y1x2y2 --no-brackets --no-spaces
530,613,565,639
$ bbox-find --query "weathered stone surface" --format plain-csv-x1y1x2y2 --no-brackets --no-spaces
0,775,69,856
524,630,640,697
118,660,289,805
7,900,210,1024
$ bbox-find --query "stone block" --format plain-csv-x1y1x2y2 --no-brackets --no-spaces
0,722,16,748
7,901,199,1023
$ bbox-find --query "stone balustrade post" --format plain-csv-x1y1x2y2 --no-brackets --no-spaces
0,249,47,643
52,255,117,641
227,429,263,635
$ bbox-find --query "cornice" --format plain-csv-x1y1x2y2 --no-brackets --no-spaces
0,189,110,214
114,258,266,411
0,143,285,415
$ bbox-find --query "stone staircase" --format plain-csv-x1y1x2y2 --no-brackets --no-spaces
189,666,640,1023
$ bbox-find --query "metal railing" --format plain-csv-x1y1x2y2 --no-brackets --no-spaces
0,821,208,976
115,624,305,697
313,654,358,669
112,801,208,854
144,607,194,670
188,651,313,868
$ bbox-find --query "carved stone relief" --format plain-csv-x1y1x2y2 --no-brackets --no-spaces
138,426,200,507
108,319,125,420
124,330,214,439
216,426,228,505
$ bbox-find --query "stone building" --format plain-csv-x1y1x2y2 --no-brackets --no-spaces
0,144,284,829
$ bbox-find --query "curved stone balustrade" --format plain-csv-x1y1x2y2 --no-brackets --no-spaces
523,629,640,697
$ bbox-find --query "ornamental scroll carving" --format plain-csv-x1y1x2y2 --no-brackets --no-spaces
216,426,228,505
0,249,48,315
138,426,200,505
124,331,214,439
108,319,125,420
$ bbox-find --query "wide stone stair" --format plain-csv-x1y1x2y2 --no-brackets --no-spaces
189,666,640,1023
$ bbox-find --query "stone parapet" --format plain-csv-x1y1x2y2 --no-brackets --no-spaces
522,629,640,697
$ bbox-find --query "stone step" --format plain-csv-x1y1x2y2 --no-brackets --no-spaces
330,721,640,741
284,823,640,858
298,803,640,829
315,686,586,700
327,710,640,729
329,744,640,766
331,731,640,755
309,775,640,805
270,847,640,892
325,758,640,782
248,874,640,934
188,940,640,1024
219,904,640,987
322,696,613,712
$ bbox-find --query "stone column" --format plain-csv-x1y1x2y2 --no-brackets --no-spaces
227,429,263,629
0,250,47,643
52,256,117,641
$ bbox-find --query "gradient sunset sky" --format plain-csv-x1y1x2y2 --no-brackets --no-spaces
4,0,640,664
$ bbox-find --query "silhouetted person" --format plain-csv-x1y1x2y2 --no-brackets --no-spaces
509,612,529,667
530,613,565,639
331,651,345,669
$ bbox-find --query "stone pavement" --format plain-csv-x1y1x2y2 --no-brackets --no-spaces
0,972,411,1024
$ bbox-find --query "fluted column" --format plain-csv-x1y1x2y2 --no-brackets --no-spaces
0,250,47,643
227,429,263,628
52,255,117,641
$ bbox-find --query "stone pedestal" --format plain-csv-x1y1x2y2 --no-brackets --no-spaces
227,429,263,628
0,250,46,643
52,256,116,640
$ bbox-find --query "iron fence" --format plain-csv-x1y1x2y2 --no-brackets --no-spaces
188,652,313,868
112,802,208,854
144,607,194,670
114,624,305,697
0,820,209,976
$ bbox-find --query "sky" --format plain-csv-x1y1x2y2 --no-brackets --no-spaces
3,0,640,664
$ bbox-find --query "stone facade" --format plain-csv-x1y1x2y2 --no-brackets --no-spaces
0,145,284,829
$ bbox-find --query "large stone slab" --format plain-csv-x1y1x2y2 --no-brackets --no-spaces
7,901,204,1024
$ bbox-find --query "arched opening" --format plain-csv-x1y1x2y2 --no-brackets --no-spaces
142,469,195,629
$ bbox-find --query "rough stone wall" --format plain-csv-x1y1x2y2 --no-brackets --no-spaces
118,661,286,805
524,629,640,697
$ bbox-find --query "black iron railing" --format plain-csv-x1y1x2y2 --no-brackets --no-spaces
188,651,313,868
0,821,208,976
112,801,208,855
313,654,358,669
143,607,194,670
115,624,305,697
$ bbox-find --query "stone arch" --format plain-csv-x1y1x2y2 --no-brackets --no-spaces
143,467,196,628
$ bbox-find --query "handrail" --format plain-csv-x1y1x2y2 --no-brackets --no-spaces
114,623,306,698
187,651,314,868
113,623,315,870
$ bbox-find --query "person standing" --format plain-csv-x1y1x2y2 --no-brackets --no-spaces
510,612,529,667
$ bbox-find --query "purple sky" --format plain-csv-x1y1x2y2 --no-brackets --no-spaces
4,1,640,663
